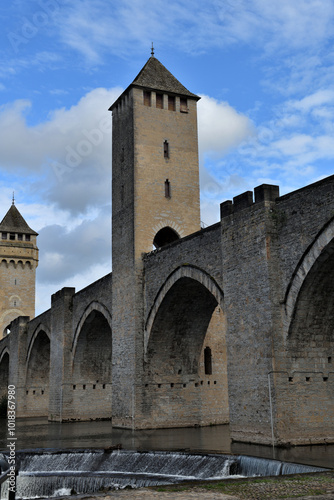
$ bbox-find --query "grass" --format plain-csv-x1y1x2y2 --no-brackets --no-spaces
153,472,334,499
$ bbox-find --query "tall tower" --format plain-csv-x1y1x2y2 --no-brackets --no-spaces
0,200,38,338
109,54,201,427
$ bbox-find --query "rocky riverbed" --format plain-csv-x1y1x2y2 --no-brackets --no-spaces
54,471,334,500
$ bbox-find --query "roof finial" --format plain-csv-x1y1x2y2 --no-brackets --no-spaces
12,192,15,205
151,42,154,57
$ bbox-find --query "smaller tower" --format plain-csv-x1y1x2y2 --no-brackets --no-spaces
0,200,38,338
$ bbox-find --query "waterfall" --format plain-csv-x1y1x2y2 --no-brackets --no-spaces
237,455,327,477
1,450,328,499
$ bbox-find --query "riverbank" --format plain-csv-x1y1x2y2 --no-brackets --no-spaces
54,471,334,499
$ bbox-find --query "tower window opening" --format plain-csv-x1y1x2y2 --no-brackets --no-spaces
25,234,31,241
164,140,169,158
1,233,7,240
180,98,188,113
153,226,180,249
168,96,175,111
204,346,212,375
156,93,163,109
165,179,171,198
9,233,15,240
18,234,23,241
143,91,151,106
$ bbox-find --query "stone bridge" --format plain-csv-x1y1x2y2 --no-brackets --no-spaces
0,177,333,446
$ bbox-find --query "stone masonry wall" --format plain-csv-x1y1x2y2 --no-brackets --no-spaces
271,175,334,444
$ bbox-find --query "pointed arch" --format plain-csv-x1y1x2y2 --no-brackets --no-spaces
25,325,51,417
145,265,224,355
71,301,112,420
72,301,112,358
0,347,9,365
284,217,334,337
26,323,51,365
143,265,228,427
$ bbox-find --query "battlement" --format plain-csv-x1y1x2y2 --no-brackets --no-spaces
220,184,280,218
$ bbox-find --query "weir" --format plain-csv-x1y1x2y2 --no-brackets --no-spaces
0,450,329,499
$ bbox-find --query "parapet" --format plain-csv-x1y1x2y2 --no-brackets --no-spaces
220,184,279,219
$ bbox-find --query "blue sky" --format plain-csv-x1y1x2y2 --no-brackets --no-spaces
1,0,334,314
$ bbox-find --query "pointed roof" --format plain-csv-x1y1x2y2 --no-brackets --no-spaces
0,204,38,235
132,56,199,98
109,56,200,110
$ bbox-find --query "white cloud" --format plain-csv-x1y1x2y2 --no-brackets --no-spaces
0,87,122,214
198,95,255,157
37,206,111,286
52,0,334,62
289,90,334,113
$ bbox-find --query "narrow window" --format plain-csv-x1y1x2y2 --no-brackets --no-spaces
204,347,212,375
156,93,163,109
165,179,171,198
168,96,175,111
18,234,23,241
25,234,31,241
164,140,169,158
13,300,16,307
143,91,151,106
1,233,7,240
10,233,15,240
180,98,188,113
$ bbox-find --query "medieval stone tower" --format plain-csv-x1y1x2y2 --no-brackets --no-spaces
0,200,38,338
110,54,201,427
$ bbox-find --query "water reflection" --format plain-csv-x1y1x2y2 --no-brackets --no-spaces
0,418,333,469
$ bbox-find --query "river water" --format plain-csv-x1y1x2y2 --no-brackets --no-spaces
0,418,333,469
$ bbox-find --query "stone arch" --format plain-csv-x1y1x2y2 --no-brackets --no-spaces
279,219,334,442
0,310,26,337
71,302,112,420
284,217,334,339
149,220,185,251
145,265,224,354
153,226,180,249
26,325,51,417
0,349,9,399
142,265,228,428
72,301,112,357
26,324,51,366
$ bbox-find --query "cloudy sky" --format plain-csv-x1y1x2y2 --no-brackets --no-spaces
1,0,334,314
